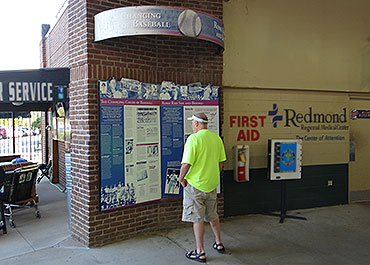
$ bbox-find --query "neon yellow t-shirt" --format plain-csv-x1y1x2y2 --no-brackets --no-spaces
181,129,226,192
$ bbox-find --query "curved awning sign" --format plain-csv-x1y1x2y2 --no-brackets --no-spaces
94,6,224,49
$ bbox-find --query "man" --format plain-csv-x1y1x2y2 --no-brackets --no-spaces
178,113,227,263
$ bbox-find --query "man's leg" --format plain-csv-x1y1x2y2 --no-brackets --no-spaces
193,222,205,254
206,189,223,248
210,217,223,247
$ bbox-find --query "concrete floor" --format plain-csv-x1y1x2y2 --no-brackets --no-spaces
1,180,370,265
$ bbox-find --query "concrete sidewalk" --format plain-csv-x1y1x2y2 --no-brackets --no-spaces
1,180,370,265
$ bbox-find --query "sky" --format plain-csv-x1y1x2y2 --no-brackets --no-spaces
0,0,67,71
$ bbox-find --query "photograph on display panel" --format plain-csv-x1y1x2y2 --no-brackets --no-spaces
164,168,181,195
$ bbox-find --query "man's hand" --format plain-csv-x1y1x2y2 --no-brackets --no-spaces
180,179,188,188
178,163,191,188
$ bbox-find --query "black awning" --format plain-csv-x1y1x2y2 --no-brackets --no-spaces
0,68,70,111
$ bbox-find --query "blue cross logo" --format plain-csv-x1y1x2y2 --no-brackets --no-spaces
268,104,283,128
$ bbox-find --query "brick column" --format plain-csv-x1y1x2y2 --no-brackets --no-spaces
68,0,93,245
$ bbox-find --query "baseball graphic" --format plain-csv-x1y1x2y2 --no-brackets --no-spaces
177,9,202,38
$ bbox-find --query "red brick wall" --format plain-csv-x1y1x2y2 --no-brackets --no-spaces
40,38,48,68
67,0,223,247
39,7,70,187
40,112,52,165
57,140,67,187
43,8,69,68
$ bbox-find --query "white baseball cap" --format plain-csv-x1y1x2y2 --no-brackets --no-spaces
187,114,208,123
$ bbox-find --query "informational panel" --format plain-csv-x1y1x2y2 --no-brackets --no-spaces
98,78,219,211
268,139,302,181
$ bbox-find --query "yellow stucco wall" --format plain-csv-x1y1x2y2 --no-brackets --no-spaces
223,0,370,91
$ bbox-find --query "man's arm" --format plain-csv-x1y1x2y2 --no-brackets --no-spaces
219,161,225,173
178,163,191,188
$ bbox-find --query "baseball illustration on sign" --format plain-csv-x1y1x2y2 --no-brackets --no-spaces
177,9,202,38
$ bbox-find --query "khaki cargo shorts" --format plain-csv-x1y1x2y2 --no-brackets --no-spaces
182,184,218,223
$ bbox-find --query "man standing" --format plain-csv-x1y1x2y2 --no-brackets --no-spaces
178,113,227,263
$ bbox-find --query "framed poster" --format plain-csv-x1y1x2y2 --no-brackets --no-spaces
268,139,302,181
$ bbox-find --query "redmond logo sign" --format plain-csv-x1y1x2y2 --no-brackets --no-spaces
267,104,347,128
230,105,348,143
284,107,347,127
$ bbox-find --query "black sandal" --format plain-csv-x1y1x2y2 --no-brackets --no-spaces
213,242,226,253
185,250,207,263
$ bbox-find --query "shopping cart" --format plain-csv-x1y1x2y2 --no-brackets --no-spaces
1,167,12,234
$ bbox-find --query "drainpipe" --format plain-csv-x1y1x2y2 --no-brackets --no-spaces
48,36,51,68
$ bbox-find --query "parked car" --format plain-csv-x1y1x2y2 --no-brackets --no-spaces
0,127,7,139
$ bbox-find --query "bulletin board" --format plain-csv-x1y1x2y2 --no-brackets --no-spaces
98,78,219,211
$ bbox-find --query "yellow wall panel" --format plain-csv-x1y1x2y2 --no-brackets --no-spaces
349,98,370,191
223,0,370,92
222,88,349,170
